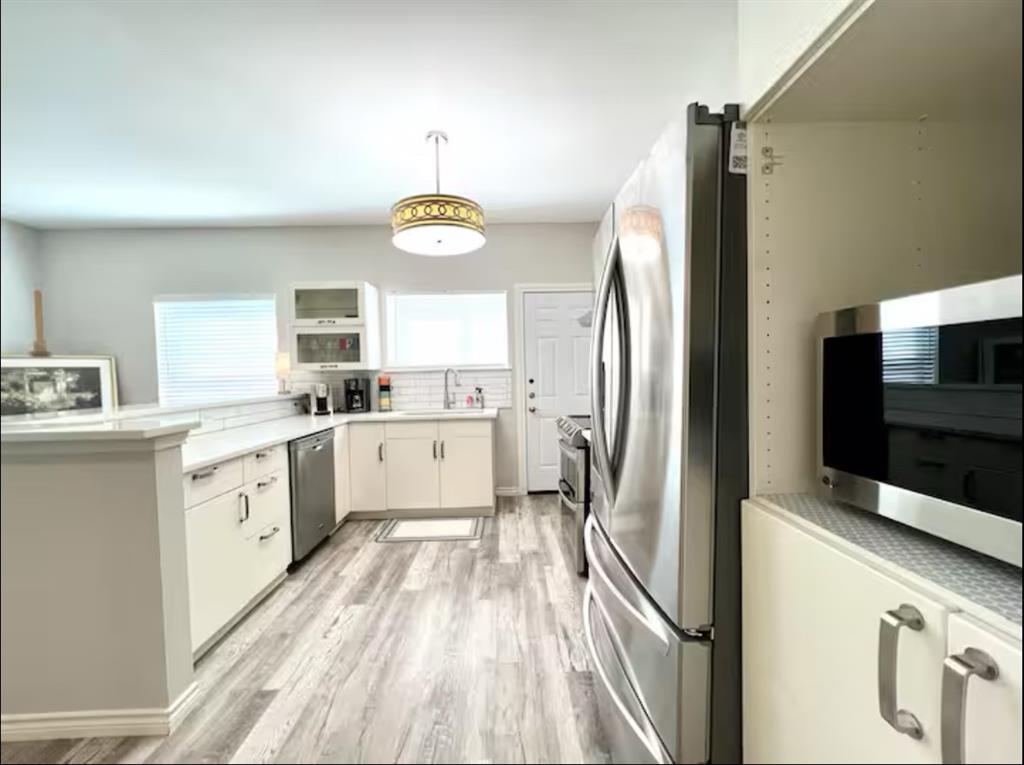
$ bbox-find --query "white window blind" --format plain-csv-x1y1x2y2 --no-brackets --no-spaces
882,327,939,383
154,297,278,407
386,292,508,368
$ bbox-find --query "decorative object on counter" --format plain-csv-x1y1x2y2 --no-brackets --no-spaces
29,289,50,357
390,130,486,256
474,386,485,408
0,355,118,418
275,352,292,394
312,382,333,415
377,374,392,412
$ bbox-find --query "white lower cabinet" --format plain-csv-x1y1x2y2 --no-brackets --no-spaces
743,501,949,763
349,422,387,511
347,417,495,514
743,500,1023,764
185,453,292,654
385,435,441,509
944,613,1022,764
185,489,252,652
333,423,351,525
439,433,494,508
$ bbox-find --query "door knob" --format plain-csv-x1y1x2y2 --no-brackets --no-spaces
529,406,537,413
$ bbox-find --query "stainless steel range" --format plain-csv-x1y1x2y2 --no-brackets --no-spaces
556,413,591,575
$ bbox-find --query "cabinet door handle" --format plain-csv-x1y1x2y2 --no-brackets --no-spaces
878,604,925,740
433,440,438,460
191,466,218,481
238,492,250,523
256,476,278,490
440,440,445,459
941,648,999,764
259,525,281,541
378,443,384,462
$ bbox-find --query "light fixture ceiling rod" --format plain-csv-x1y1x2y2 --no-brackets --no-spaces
426,130,448,195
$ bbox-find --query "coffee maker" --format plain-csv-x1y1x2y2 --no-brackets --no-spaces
342,377,371,412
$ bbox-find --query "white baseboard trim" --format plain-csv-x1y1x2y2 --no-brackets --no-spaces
1,681,199,743
495,486,524,496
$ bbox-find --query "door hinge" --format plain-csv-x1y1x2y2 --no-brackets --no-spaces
760,145,783,175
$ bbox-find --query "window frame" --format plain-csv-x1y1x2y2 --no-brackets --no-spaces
383,289,511,371
153,293,280,407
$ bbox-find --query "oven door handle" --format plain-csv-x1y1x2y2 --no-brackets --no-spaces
558,478,578,508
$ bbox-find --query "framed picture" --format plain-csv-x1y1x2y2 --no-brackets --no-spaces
0,356,118,419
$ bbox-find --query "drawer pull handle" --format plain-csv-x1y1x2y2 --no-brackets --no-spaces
191,466,219,481
256,477,278,490
259,526,281,541
941,647,999,764
878,603,925,740
255,451,272,460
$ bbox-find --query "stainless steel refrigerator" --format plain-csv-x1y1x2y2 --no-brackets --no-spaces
585,102,747,764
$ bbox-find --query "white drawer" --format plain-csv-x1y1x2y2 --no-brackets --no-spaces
385,421,439,439
439,419,491,438
251,519,292,595
243,443,288,483
245,469,290,538
184,458,244,508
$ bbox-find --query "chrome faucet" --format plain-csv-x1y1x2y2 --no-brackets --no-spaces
443,368,460,409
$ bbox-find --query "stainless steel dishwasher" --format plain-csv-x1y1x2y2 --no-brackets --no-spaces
288,429,336,562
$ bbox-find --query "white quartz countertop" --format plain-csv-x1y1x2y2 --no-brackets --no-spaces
1,418,199,443
180,408,498,473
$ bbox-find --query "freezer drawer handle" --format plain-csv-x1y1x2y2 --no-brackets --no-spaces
583,516,671,654
941,647,999,764
582,583,671,764
878,604,925,740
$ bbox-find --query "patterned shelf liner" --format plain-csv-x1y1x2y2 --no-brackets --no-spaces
760,493,1022,626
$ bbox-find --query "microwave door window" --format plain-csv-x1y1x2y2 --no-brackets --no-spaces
823,318,1022,523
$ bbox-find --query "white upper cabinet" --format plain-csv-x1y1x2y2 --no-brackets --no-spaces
291,281,375,326
737,0,867,114
290,282,381,370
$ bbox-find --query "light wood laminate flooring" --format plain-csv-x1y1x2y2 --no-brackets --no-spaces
1,495,609,764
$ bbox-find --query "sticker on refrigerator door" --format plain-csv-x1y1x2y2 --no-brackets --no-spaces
728,124,748,175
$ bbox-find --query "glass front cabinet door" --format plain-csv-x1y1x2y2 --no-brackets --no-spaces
292,327,367,370
291,282,373,326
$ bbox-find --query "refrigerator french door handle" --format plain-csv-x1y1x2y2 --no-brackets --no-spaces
590,235,621,505
583,582,672,765
584,515,672,655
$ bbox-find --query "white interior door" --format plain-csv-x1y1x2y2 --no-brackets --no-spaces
524,290,594,492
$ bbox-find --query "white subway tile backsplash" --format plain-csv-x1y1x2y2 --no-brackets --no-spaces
386,369,512,410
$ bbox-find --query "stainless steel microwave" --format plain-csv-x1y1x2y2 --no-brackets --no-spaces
817,275,1022,567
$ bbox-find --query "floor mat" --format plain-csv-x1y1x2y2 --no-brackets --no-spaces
375,517,483,542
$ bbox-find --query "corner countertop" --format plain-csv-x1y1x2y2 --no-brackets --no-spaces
180,408,498,473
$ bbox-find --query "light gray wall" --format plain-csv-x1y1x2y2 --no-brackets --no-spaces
0,220,41,354
37,223,595,489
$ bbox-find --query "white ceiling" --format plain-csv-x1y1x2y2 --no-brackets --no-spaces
1,0,737,228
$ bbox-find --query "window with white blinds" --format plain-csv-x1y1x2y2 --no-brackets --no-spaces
385,292,509,368
882,326,939,383
154,297,278,407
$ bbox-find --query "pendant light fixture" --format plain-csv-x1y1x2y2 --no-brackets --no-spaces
391,130,486,256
